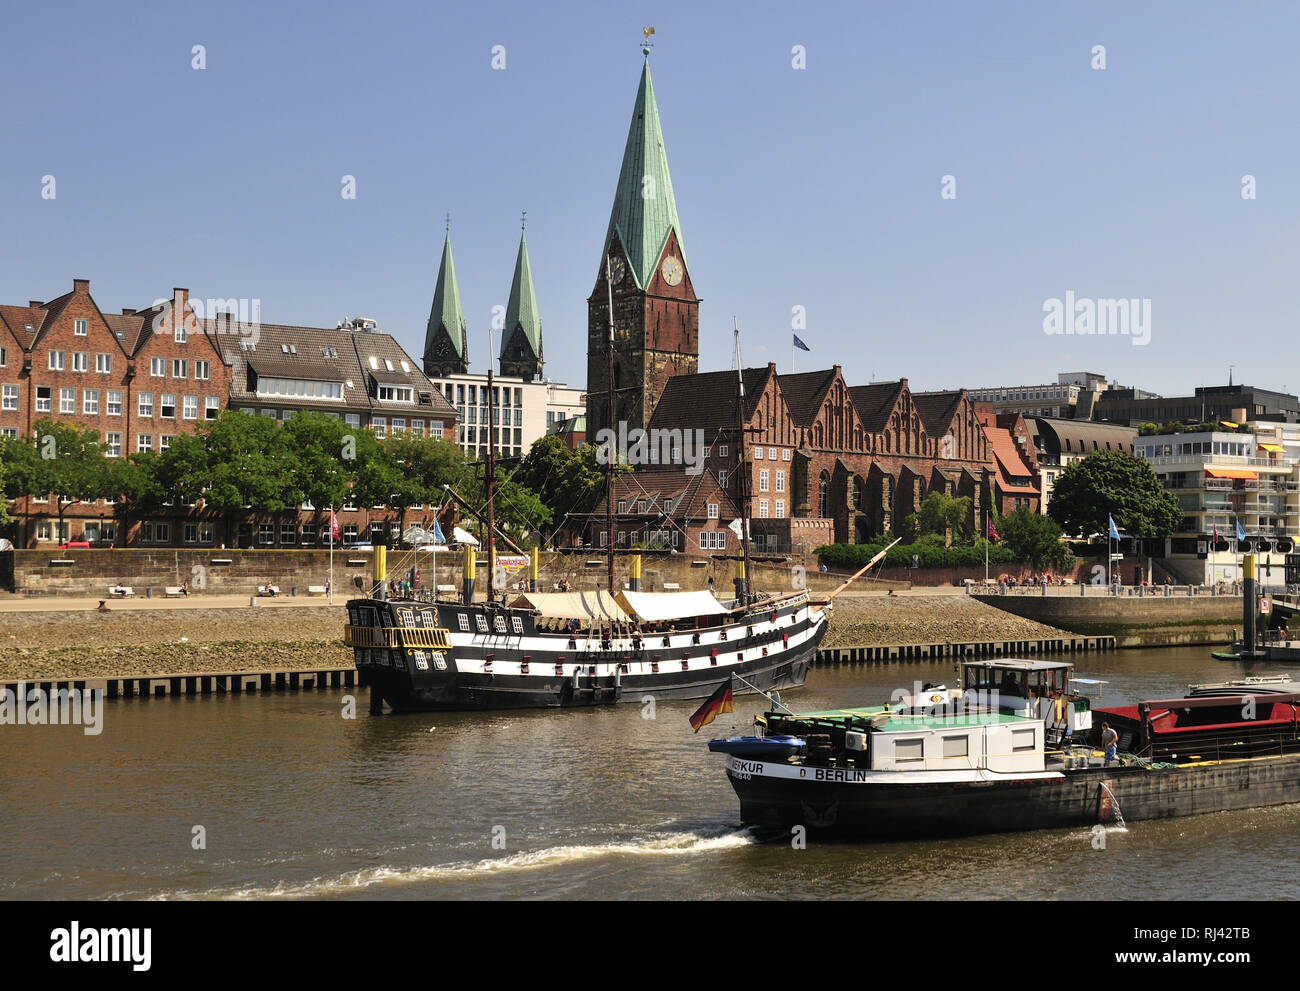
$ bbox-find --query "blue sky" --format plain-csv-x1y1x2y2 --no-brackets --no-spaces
3,0,1299,398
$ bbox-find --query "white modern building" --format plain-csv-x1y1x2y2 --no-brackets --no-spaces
428,373,585,459
1136,425,1300,585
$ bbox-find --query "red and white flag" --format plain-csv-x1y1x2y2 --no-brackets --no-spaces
986,516,999,540
330,509,340,541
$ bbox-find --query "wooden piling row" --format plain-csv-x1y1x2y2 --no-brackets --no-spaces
1,667,356,701
814,635,1115,666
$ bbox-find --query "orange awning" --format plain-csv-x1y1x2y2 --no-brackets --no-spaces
1205,467,1258,480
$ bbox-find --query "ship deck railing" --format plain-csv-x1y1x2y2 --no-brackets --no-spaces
343,625,453,650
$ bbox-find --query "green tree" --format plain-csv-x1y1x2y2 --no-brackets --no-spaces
903,491,972,545
280,412,360,538
515,436,626,546
1047,449,1182,539
370,433,467,541
105,453,167,547
999,507,1074,571
0,433,42,525
194,411,298,546
25,420,109,539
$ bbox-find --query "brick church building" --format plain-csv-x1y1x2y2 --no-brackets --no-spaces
584,54,1029,556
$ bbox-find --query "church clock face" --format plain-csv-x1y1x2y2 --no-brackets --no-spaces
660,255,683,286
607,254,627,285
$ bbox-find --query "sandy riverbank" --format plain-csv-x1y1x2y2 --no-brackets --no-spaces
822,593,1070,648
0,595,1071,681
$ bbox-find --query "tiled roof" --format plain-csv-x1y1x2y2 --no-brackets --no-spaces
206,318,457,420
847,380,907,433
648,365,773,437
778,368,839,426
102,312,146,352
594,467,738,520
0,304,47,346
978,412,1039,489
24,292,72,349
911,389,965,436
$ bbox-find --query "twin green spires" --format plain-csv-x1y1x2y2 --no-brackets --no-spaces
424,230,468,373
423,220,544,378
604,55,686,289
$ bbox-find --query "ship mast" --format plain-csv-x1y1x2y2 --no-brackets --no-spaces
486,330,497,603
604,254,617,596
733,318,752,606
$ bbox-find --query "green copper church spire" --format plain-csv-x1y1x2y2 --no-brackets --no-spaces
602,53,686,290
500,219,542,378
424,220,468,375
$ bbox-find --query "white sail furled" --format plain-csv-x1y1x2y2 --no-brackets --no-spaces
507,590,628,621
615,590,730,622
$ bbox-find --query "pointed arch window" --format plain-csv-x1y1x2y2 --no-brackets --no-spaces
818,470,830,519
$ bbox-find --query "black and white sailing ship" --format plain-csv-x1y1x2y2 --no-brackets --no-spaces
344,263,844,712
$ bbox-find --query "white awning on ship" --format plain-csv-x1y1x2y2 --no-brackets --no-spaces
615,590,730,622
507,590,628,621
453,527,480,547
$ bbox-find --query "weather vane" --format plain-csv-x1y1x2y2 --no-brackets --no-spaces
642,26,655,56
521,209,527,231
445,211,451,233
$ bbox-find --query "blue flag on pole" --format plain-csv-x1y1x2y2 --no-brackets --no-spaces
432,518,447,544
1108,515,1120,540
792,334,811,352
1236,518,1246,543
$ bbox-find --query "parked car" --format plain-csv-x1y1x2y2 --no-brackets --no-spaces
60,540,91,549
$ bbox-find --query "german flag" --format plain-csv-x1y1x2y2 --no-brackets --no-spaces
689,677,734,733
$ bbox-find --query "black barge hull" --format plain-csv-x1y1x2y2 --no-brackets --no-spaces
726,754,1300,839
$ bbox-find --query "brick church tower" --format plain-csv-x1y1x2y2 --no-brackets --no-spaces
587,50,699,435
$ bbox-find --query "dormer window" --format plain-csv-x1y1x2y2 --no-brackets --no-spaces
377,384,413,403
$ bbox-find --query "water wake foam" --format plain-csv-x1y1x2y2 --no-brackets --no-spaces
164,825,756,900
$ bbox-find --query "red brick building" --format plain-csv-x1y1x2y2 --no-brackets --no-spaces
586,468,740,554
976,409,1042,515
0,280,457,548
643,366,995,553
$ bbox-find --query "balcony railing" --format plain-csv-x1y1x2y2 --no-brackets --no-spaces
1144,453,1291,470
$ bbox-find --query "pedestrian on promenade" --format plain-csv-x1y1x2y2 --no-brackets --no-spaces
1100,722,1118,767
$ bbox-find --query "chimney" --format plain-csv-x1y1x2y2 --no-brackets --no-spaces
73,278,89,293
29,301,43,308
122,308,136,316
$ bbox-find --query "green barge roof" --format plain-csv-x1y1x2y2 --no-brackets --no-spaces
786,706,1039,732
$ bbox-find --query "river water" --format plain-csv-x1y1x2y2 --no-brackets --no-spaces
4,646,1298,900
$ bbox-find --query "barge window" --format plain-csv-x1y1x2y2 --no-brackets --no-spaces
895,739,924,764
942,735,969,759
457,614,470,632
512,616,524,634
475,615,489,633
1012,728,1037,752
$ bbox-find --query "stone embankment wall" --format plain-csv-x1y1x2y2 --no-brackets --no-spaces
974,592,1245,647
6,548,881,598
